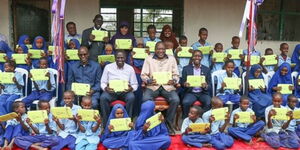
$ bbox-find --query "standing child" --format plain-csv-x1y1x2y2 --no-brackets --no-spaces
14,100,59,150
22,57,56,108
260,48,278,73
278,43,291,66
13,44,32,71
202,97,234,150
191,28,212,68
225,36,242,76
143,25,161,47
175,35,192,77
260,93,299,149
102,104,133,149
75,96,101,150
216,60,241,105
2,101,29,150
291,44,300,71
181,106,212,148
99,44,114,69
228,96,265,144
0,41,13,71
0,60,24,115
210,43,225,73
29,36,48,69
285,95,300,140
52,90,81,150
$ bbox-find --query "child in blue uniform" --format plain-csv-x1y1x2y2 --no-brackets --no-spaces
210,43,225,73
14,44,31,71
225,36,242,77
29,36,48,69
285,95,300,142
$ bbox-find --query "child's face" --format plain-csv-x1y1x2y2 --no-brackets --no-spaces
16,103,26,114
16,47,24,54
273,95,282,107
68,41,76,49
148,28,156,39
115,108,124,118
214,45,223,52
163,28,172,38
212,100,223,109
265,49,273,55
4,63,14,72
35,38,44,49
105,45,113,54
254,68,262,78
81,99,92,109
280,44,289,55
240,99,249,111
64,92,74,106
179,39,187,47
120,26,128,35
40,102,50,114
280,67,288,76
188,107,199,121
225,62,235,75
231,38,240,49
39,59,48,69
199,31,208,41
164,41,174,49
24,38,30,44
137,43,144,48
288,97,298,109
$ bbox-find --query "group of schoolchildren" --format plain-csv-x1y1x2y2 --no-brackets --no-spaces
0,21,300,150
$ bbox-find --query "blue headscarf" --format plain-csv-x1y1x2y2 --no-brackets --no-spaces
102,104,129,140
0,41,13,58
17,35,29,45
249,64,263,79
32,36,47,51
67,38,80,49
17,44,29,54
134,101,168,139
268,63,292,94
291,44,300,71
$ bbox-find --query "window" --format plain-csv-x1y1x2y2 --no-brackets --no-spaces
257,0,300,41
134,9,173,37
101,8,117,36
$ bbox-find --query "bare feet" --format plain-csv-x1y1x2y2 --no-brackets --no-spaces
256,137,264,142
203,143,213,147
245,139,254,145
186,144,192,147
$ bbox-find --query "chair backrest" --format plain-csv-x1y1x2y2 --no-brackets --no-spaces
48,68,59,98
291,71,299,85
211,70,226,96
265,71,275,85
15,67,28,97
242,71,269,94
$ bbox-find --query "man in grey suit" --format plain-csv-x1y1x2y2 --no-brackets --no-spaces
81,14,110,62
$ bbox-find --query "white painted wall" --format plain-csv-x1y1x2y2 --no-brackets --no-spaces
0,0,11,44
184,0,300,56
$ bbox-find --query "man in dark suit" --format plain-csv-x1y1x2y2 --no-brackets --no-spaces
81,14,110,62
181,50,212,118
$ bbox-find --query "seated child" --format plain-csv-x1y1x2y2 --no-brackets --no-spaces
228,96,265,143
0,41,13,71
278,43,291,66
29,36,48,69
3,101,29,150
143,25,161,47
175,35,191,77
210,43,225,73
14,100,59,150
102,104,133,149
202,97,234,150
260,48,278,73
285,95,300,139
260,93,299,149
216,60,241,104
13,44,31,71
181,106,212,148
129,101,171,150
52,90,81,150
191,28,211,68
0,60,24,115
225,36,242,76
22,57,56,108
164,40,175,55
17,35,31,49
75,96,101,150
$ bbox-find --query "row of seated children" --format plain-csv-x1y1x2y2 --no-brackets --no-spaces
0,91,171,150
181,94,300,150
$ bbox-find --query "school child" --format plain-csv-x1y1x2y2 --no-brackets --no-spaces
22,57,56,108
128,101,171,150
75,96,101,150
164,40,175,54
2,101,30,150
202,97,234,150
227,96,265,143
99,44,114,69
13,44,32,71
291,44,300,72
175,35,192,77
191,28,212,68
29,36,48,69
102,104,133,149
181,106,212,148
248,64,272,118
0,60,24,115
278,43,291,67
210,43,226,73
260,48,278,73
143,25,161,47
260,93,299,149
65,38,81,65
0,123,4,147
216,60,241,104
268,63,294,105
242,41,261,73
0,41,13,71
14,100,59,150
286,95,300,139
225,36,242,76
295,73,300,99
17,35,31,49
52,90,81,150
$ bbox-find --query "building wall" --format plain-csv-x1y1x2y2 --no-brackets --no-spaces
184,0,299,55
0,0,11,44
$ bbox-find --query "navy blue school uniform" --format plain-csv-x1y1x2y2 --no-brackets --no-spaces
31,36,47,69
3,114,29,143
22,68,56,107
181,117,211,148
203,109,234,150
227,107,265,142
0,41,13,71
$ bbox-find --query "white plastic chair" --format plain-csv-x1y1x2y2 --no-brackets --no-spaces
242,71,269,94
291,71,298,85
211,70,226,96
32,68,58,108
265,71,275,85
14,68,29,100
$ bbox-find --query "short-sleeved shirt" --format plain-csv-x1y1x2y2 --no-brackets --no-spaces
32,68,56,91
6,113,29,128
230,107,254,128
75,121,101,144
3,71,24,95
278,55,291,67
216,71,239,95
286,106,299,132
143,37,161,47
191,41,211,68
181,117,204,133
224,48,242,68
58,105,81,138
203,109,225,135
265,105,286,133
32,113,57,136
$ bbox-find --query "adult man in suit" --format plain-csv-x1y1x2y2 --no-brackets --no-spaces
181,50,212,119
81,14,109,62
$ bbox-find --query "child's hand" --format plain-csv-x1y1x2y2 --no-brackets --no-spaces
45,72,50,77
159,114,164,122
239,84,242,90
204,127,210,134
201,83,208,89
87,89,94,96
227,54,232,59
52,115,59,122
209,115,215,123
275,86,282,92
221,82,227,88
26,118,32,125
108,125,114,132
275,56,279,60
268,109,276,118
28,73,33,79
103,37,109,43
239,54,244,60
41,52,47,57
249,85,255,91
48,51,53,55
259,57,265,64
212,58,216,64
128,122,134,128
94,115,101,124
175,47,182,53
150,79,158,86
16,113,22,122
13,77,17,83
289,85,294,91
143,122,150,131
167,80,175,86
209,50,214,55
287,111,293,120
68,115,76,121
186,127,192,133
234,114,239,121
44,118,49,125
184,82,190,88
188,49,193,53
225,112,230,121
251,115,256,122
89,34,95,41
0,84,4,90
145,49,150,55
76,114,82,121
259,86,265,92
